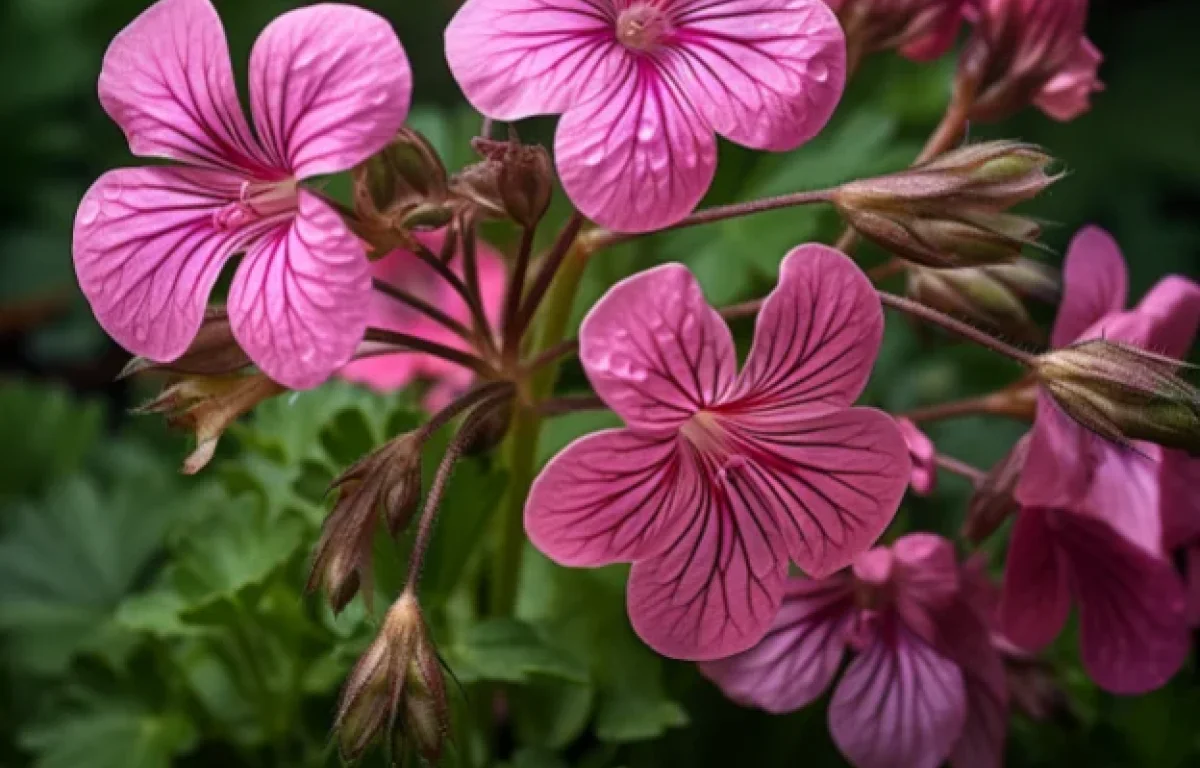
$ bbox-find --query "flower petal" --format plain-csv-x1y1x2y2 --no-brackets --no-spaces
98,0,274,175
665,0,845,151
626,451,790,659
1127,275,1200,359
729,408,911,579
1051,226,1128,348
73,166,255,362
228,190,371,389
1055,510,1189,694
897,418,937,496
727,245,883,415
1162,450,1200,550
829,620,967,768
999,507,1070,652
700,576,855,713
1034,39,1103,123
445,0,626,121
1016,394,1091,509
1081,440,1163,556
891,533,961,644
556,64,717,233
525,428,692,567
580,263,736,431
249,5,412,178
942,597,1009,768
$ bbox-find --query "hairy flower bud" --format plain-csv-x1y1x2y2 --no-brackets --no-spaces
833,142,1055,268
336,593,449,763
120,306,252,378
353,128,454,252
135,372,285,474
1033,340,1200,453
909,261,1050,344
829,0,966,63
451,137,555,227
963,432,1030,543
308,433,425,613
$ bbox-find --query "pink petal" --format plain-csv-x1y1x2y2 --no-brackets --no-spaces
1016,394,1091,509
626,452,790,660
891,533,961,644
525,428,693,567
445,0,626,121
999,507,1070,652
1129,275,1200,359
1051,226,1128,348
897,418,937,496
727,245,883,414
942,598,1009,768
1162,451,1200,550
899,1,968,62
700,576,855,713
1080,440,1164,556
248,4,412,179
228,190,371,389
1055,509,1189,694
73,166,258,362
555,65,718,233
729,408,911,579
829,619,967,768
665,0,845,151
1185,546,1200,626
1034,39,1103,123
579,263,735,431
98,0,275,175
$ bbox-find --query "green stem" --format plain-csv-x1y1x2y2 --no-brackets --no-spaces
489,237,591,616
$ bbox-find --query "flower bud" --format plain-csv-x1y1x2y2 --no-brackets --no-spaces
1033,340,1200,453
353,128,454,253
830,0,966,63
120,306,252,378
963,432,1030,543
336,593,450,763
909,264,1044,344
833,142,1055,268
308,433,424,613
451,137,555,227
134,372,285,474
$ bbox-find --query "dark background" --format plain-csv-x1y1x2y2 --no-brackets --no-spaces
1,1,1197,766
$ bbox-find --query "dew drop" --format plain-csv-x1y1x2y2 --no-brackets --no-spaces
78,200,101,225
809,61,829,83
584,148,605,167
102,182,124,203
637,123,657,142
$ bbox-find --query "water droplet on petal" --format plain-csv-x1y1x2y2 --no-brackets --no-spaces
809,62,829,83
637,123,657,142
102,182,124,202
78,200,101,225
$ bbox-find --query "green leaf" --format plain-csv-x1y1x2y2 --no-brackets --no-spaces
19,700,197,768
510,678,595,750
446,618,588,685
0,381,102,499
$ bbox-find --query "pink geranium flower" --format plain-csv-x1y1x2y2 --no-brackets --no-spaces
525,245,910,659
703,535,1009,768
897,417,937,496
341,232,506,411
73,0,412,389
1001,227,1199,694
445,0,846,234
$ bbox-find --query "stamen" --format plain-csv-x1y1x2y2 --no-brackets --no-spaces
616,3,672,51
212,178,299,232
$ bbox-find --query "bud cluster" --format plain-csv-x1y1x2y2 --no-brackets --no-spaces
908,257,1059,344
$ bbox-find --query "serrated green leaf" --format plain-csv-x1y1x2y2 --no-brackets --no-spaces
446,618,588,685
0,381,102,499
19,700,197,768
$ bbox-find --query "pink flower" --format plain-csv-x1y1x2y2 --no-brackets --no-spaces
703,535,1009,768
341,232,506,411
968,0,1103,122
73,0,411,389
825,0,968,61
897,417,937,495
525,245,910,659
445,0,846,234
1000,226,1199,694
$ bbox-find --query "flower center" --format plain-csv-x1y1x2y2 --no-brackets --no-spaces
616,3,672,51
680,411,732,457
213,178,299,232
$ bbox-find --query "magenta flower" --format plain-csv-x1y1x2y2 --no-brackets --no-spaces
897,417,937,496
703,535,1008,768
1001,226,1199,694
73,0,412,389
445,0,846,234
825,0,968,61
1032,39,1102,122
341,232,506,411
525,245,910,659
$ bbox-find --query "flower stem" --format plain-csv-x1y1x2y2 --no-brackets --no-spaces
502,225,537,362
934,453,987,485
512,211,586,338
588,188,834,250
372,278,473,342
364,327,498,378
459,213,500,358
877,292,1035,365
899,386,1037,424
537,394,606,417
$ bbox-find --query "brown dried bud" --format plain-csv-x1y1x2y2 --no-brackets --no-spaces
1034,340,1200,453
833,142,1056,268
353,128,454,253
450,137,554,227
336,593,449,763
308,432,424,613
908,261,1049,345
834,0,963,63
120,306,252,378
134,372,285,474
963,432,1030,544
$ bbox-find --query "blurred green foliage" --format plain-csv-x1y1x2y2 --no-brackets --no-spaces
1,0,1198,766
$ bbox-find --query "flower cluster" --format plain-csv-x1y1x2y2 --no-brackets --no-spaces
71,0,1199,764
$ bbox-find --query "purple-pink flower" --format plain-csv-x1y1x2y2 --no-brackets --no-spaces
341,232,506,411
73,0,412,389
825,0,968,61
445,0,846,234
897,417,937,496
703,535,1008,768
525,245,910,660
1001,226,1199,694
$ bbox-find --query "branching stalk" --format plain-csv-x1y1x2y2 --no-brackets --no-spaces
364,327,498,378
372,278,473,342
